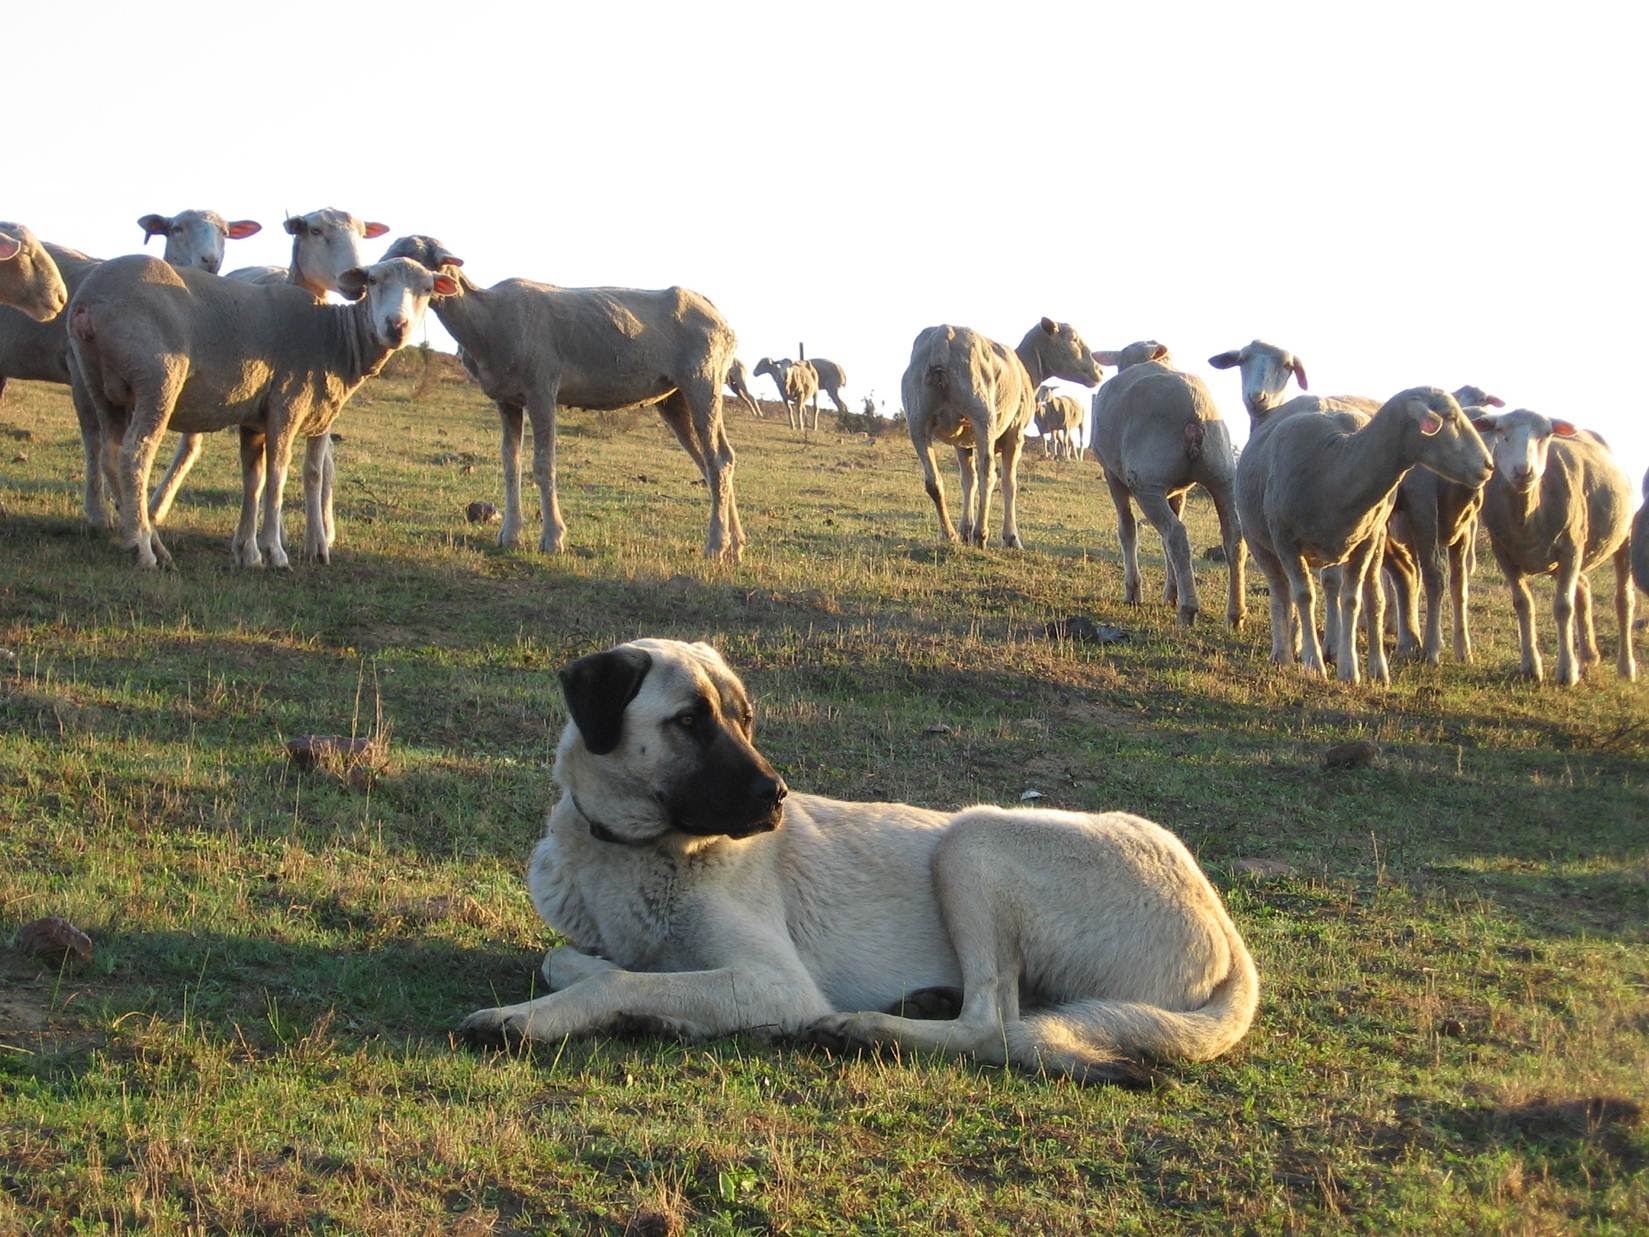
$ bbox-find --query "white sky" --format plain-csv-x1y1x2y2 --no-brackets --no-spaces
13,1,1647,490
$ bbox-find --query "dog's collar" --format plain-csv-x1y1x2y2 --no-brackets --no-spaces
570,793,658,848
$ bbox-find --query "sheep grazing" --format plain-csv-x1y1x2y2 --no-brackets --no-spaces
66,254,453,570
809,357,850,417
138,211,262,275
753,357,820,431
903,318,1103,548
726,358,764,419
1236,388,1492,682
1033,386,1084,460
155,208,389,535
1383,385,1506,663
385,235,745,561
0,223,68,322
1473,409,1636,685
1088,341,1245,627
1634,468,1649,599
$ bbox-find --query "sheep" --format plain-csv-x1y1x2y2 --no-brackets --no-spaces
138,211,261,275
753,357,820,431
1634,468,1649,599
809,357,850,417
0,222,68,322
1472,409,1636,685
1383,385,1505,663
66,254,453,570
154,208,389,535
1236,388,1492,683
1033,386,1084,460
384,235,744,561
726,358,764,419
1087,340,1245,627
0,214,256,526
903,318,1103,548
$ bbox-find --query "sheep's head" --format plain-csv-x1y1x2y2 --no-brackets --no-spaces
138,210,261,275
0,222,68,322
1470,408,1577,494
382,234,466,278
1387,387,1492,488
1094,340,1171,373
285,209,390,298
1208,340,1306,415
336,257,458,350
1029,318,1104,387
1451,385,1504,410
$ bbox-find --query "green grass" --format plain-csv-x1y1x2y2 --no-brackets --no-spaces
2,364,1645,1234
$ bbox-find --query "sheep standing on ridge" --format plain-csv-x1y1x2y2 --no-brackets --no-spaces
726,358,764,418
903,318,1102,548
1033,386,1084,459
1236,388,1492,683
1473,409,1636,685
1088,341,1244,627
754,357,820,431
809,357,850,418
385,235,745,562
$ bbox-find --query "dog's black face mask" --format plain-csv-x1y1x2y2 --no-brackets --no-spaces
559,646,787,840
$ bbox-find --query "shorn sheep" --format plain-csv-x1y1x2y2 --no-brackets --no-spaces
726,358,764,419
1472,409,1636,685
1089,341,1245,627
753,357,820,431
0,223,67,322
66,254,452,569
903,318,1102,548
385,235,745,562
1236,388,1491,683
1033,386,1084,459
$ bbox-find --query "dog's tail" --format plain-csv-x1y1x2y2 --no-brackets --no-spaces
1006,916,1259,1086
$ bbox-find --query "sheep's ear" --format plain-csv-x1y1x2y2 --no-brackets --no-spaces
1418,409,1444,437
437,251,464,268
283,217,304,236
1207,350,1242,369
227,220,262,240
1551,419,1578,438
1149,343,1169,361
1482,394,1505,408
335,267,369,300
1470,413,1500,432
1040,317,1059,335
558,646,653,756
137,214,170,241
1291,359,1309,390
432,273,459,297
362,221,390,239
0,233,20,261
1093,350,1119,366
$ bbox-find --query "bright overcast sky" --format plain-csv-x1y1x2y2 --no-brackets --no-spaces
14,1,1647,490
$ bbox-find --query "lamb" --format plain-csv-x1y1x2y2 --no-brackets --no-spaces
1382,385,1505,663
0,214,257,525
726,358,764,419
1472,409,1636,685
384,235,744,561
66,254,453,570
753,357,820,431
1033,386,1084,459
903,318,1103,548
153,208,389,534
1634,468,1649,599
0,223,67,322
1236,388,1492,682
1088,340,1245,627
138,210,261,274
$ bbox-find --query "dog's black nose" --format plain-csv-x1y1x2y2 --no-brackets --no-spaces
753,774,786,809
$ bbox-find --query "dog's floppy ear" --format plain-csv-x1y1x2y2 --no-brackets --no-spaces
558,646,653,755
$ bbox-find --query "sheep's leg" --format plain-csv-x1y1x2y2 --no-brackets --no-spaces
1207,479,1246,630
1136,488,1197,625
1614,545,1637,681
320,433,336,546
231,426,266,568
256,422,299,570
1550,553,1583,686
713,421,744,551
1162,491,1187,607
1334,551,1370,685
810,395,821,432
1356,538,1388,685
1321,568,1342,665
1279,551,1324,675
1574,574,1599,666
954,447,977,544
301,435,332,564
1385,539,1422,661
1449,534,1473,663
1249,542,1294,664
69,367,114,529
910,432,959,543
1102,469,1141,605
997,436,1026,550
496,401,527,550
524,399,566,554
968,431,999,549
657,390,737,560
1506,568,1543,681
828,389,849,416
116,393,180,570
149,433,204,525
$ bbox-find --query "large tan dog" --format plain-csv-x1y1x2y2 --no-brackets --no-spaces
459,639,1259,1084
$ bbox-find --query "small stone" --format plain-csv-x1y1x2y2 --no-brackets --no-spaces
1324,740,1379,769
1043,615,1129,645
465,501,500,524
14,916,94,967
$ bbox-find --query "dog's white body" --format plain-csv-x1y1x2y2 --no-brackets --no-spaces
461,639,1259,1082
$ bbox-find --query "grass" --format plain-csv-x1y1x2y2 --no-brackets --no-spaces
1,362,1645,1234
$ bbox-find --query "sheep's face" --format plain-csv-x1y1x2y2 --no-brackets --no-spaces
1035,319,1105,387
1472,409,1577,494
138,211,260,275
1208,340,1306,414
381,235,465,280
286,209,390,297
1451,385,1504,411
338,258,457,350
1399,389,1493,488
0,223,68,322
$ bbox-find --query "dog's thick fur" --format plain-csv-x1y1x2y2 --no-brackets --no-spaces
459,639,1259,1083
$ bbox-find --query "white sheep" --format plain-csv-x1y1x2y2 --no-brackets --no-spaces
753,357,820,431
1033,386,1084,460
0,222,67,322
1472,409,1636,685
726,358,764,419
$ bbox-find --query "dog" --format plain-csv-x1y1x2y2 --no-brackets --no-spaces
458,638,1259,1084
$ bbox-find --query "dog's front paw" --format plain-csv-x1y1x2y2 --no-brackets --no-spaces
456,1006,526,1052
806,1012,879,1054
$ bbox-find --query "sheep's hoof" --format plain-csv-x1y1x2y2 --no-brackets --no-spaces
1003,534,1024,550
1176,606,1198,626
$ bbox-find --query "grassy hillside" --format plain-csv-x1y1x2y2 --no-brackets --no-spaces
2,363,1645,1234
